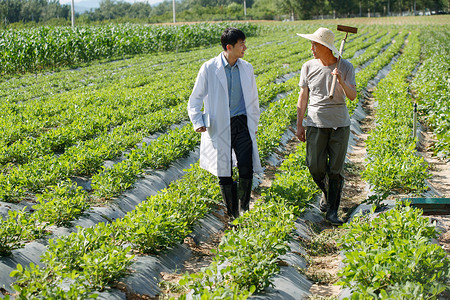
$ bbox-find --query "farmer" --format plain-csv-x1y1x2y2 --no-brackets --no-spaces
296,27,357,226
187,27,262,219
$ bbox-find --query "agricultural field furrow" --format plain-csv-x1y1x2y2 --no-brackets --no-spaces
363,30,430,193
411,28,450,159
350,30,399,69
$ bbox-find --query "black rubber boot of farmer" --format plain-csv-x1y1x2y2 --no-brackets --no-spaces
220,183,239,219
239,178,252,213
314,178,328,213
325,178,344,226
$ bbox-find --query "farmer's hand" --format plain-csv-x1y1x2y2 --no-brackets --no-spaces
332,68,343,83
195,126,206,132
332,68,357,100
296,124,306,142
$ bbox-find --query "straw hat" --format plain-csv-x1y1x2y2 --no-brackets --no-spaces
297,27,340,57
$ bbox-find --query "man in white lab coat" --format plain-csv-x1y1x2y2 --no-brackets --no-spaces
187,27,262,219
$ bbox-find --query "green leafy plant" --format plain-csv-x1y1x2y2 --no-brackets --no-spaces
0,208,48,256
11,262,97,300
338,204,450,299
32,180,90,226
411,28,449,159
363,191,390,209
362,31,430,194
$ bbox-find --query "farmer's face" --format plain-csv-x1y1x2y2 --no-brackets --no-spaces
311,41,328,59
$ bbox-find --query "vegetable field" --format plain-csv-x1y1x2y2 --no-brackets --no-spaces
0,17,449,299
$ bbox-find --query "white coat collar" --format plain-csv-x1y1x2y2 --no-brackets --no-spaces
215,53,246,83
215,54,228,95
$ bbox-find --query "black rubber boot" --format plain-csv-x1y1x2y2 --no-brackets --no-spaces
238,178,252,213
325,178,344,226
220,183,239,219
314,178,328,213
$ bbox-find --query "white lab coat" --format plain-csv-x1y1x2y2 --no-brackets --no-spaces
187,53,262,177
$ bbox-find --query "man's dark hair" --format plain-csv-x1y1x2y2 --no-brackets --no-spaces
221,27,246,51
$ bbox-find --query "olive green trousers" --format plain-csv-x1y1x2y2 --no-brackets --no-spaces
306,126,350,182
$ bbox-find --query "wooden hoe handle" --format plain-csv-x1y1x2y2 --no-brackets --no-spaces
329,38,346,99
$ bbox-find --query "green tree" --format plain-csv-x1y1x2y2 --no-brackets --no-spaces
127,2,153,19
20,0,45,22
276,0,300,20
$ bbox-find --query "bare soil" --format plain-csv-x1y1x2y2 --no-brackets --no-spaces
157,231,225,299
417,126,450,198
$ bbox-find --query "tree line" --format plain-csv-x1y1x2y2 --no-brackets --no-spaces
0,0,71,25
0,0,446,27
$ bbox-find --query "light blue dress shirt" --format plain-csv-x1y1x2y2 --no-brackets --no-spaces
221,54,246,117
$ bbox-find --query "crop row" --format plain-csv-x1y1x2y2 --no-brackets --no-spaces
0,30,293,104
348,30,406,114
362,31,430,193
338,204,449,298
344,29,399,114
411,27,450,159
0,22,258,74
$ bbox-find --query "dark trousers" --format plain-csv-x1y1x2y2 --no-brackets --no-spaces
218,115,253,185
306,126,350,182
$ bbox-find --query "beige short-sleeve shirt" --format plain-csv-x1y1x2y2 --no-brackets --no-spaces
299,58,356,128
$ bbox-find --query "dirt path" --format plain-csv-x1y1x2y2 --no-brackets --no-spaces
417,126,450,198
